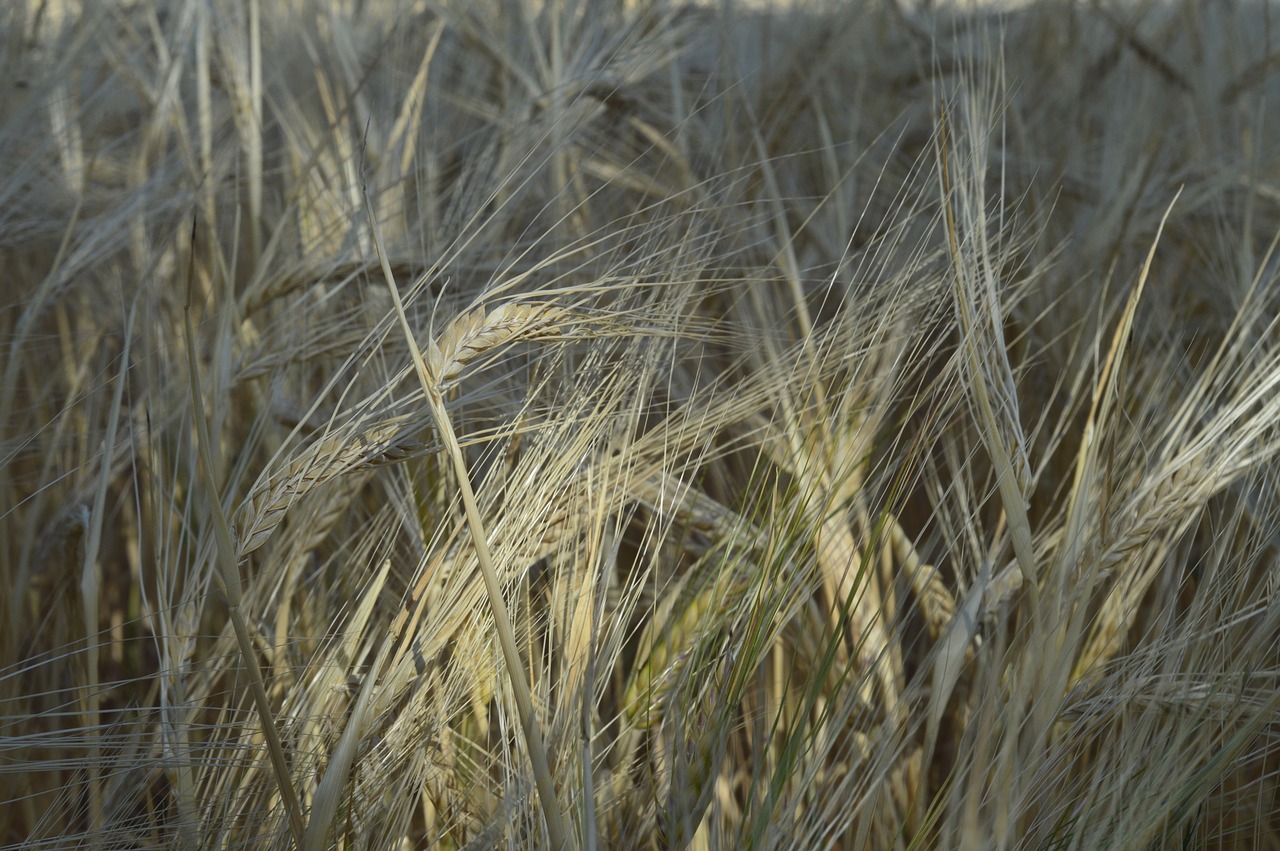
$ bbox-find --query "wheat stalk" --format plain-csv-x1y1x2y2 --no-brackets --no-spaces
367,204,577,848
184,264,306,846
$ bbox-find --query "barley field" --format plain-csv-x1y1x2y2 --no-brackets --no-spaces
3,0,1280,848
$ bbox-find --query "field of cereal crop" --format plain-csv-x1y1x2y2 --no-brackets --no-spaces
3,1,1279,847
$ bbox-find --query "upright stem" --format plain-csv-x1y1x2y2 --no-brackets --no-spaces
365,194,572,850
427,391,572,850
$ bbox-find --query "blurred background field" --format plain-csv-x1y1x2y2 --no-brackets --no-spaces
3,0,1280,848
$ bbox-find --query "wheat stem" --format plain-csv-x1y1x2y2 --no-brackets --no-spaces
365,196,573,850
183,225,306,847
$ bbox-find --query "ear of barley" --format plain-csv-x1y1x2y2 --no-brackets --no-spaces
428,301,576,388
235,414,435,557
